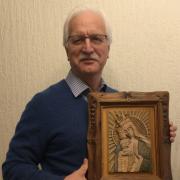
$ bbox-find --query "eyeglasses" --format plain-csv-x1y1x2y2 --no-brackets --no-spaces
67,34,108,46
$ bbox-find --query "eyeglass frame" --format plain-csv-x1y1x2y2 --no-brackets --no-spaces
66,34,109,47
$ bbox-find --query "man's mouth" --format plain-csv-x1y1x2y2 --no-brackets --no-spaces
80,58,97,61
79,53,99,62
80,59,98,65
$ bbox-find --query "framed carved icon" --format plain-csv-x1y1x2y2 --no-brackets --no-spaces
87,92,172,180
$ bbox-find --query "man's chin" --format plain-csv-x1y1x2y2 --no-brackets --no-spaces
81,68,101,76
79,64,98,72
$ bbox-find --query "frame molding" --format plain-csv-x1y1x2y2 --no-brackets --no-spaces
87,92,171,180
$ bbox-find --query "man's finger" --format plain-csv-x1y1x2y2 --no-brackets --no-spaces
170,126,177,131
170,137,175,143
78,158,88,175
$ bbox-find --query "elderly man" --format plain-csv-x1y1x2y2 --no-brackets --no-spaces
2,7,177,180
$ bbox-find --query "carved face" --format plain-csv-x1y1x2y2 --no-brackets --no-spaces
126,127,135,138
117,127,127,140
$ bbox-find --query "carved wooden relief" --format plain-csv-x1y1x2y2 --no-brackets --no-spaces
87,92,171,180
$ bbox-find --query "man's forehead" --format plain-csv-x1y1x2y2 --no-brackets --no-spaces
68,11,106,34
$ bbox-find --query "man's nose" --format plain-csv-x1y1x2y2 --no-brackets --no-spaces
81,38,94,53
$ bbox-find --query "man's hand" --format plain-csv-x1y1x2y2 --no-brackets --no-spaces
169,121,177,143
64,158,88,180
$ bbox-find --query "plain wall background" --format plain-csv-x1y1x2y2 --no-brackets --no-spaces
0,0,180,179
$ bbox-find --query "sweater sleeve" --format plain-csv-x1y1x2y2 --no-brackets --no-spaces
2,95,65,180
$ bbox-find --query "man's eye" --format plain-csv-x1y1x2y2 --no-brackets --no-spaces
72,38,83,44
91,36,103,43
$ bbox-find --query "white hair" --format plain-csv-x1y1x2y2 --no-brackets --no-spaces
63,6,112,47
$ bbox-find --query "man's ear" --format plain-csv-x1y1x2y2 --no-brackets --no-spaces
107,45,110,58
65,47,70,61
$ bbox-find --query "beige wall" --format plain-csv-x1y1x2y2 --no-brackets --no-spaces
0,0,180,179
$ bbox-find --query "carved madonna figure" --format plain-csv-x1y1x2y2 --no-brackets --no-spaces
108,111,152,173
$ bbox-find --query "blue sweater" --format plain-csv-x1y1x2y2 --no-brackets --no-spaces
2,80,116,180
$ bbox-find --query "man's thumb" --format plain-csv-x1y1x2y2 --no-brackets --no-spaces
78,158,88,175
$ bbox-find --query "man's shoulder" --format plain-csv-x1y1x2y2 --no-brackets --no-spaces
40,79,68,95
29,79,71,105
36,79,69,95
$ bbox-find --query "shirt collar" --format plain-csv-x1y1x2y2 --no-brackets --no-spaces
65,70,107,98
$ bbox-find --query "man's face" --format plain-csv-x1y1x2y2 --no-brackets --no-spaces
65,11,110,78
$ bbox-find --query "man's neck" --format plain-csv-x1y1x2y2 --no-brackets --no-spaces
83,76,102,91
73,71,102,91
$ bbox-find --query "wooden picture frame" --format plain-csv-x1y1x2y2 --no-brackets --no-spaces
87,92,172,180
